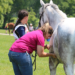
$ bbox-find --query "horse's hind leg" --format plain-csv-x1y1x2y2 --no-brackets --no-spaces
62,52,74,75
59,46,74,75
58,44,74,75
11,28,13,33
8,29,10,35
57,27,74,75
63,55,74,75
63,63,74,75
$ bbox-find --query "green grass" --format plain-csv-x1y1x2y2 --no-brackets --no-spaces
0,35,14,75
0,29,7,33
0,29,13,34
0,34,65,75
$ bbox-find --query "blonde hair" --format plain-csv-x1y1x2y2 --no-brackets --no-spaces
39,22,53,35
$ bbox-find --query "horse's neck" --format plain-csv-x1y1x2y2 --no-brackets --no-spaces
49,16,65,31
48,11,67,31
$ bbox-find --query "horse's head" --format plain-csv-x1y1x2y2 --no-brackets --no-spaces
39,0,67,30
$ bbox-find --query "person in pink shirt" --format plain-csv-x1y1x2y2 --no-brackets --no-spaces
8,22,56,75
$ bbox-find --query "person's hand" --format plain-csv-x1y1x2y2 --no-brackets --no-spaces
44,44,49,49
44,44,52,50
46,44,50,50
51,53,57,58
46,44,52,50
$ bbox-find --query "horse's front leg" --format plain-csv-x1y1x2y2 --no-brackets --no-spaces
49,57,59,75
49,47,59,75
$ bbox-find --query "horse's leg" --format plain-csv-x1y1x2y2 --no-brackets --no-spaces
9,29,10,35
11,28,13,33
58,43,74,75
11,30,13,33
57,25,74,75
61,49,74,75
63,62,74,75
49,57,59,75
49,32,60,75
49,47,59,75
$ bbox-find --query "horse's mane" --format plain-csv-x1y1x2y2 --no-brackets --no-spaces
39,3,67,19
50,4,67,19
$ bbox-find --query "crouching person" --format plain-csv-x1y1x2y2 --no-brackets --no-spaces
8,22,56,75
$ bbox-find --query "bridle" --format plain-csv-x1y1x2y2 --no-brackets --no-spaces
39,3,51,27
32,4,51,71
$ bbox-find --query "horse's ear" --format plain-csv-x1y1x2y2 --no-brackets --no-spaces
40,0,45,6
50,0,53,4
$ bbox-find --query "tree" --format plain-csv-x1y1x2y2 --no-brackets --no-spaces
2,0,75,28
53,0,75,17
28,8,39,28
0,0,13,28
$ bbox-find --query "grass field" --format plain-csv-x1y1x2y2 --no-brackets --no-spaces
0,29,13,34
0,29,65,75
0,29,7,33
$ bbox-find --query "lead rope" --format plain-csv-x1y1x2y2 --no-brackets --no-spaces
32,50,37,71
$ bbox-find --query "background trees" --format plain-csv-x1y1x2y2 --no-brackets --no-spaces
0,0,13,28
0,0,75,29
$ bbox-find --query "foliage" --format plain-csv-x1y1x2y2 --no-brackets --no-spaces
0,0,13,28
0,15,4,28
1,0,75,28
53,0,75,17
10,17,17,24
28,8,39,28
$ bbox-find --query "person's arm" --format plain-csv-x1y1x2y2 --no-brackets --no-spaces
44,44,47,49
44,44,52,50
37,45,56,58
48,34,54,49
25,25,29,33
16,26,25,38
5,24,8,28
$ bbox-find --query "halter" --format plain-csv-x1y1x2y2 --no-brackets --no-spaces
39,3,51,27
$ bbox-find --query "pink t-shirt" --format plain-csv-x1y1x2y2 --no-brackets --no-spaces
9,30,45,54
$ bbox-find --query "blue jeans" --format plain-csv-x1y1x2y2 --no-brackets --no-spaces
8,50,33,75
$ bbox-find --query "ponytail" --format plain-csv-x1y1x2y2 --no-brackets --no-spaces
13,18,21,30
13,9,28,30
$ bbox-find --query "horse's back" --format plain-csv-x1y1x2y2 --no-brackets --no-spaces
8,23,15,29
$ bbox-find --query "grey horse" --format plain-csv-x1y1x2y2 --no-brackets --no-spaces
39,0,75,75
